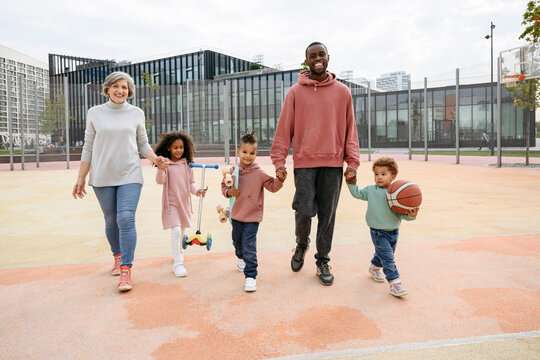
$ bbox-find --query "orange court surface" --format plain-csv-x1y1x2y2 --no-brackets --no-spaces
1,154,539,359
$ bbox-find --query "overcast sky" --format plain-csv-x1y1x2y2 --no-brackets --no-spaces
0,0,530,86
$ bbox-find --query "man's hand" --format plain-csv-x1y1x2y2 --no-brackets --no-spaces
276,166,287,182
344,167,357,185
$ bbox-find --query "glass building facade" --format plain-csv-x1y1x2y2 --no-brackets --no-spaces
50,51,534,150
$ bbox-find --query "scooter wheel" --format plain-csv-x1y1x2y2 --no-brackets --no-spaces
206,234,212,251
182,235,189,249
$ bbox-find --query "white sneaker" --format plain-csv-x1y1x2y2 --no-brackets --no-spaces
368,264,385,283
244,277,257,292
237,258,246,272
173,262,187,277
389,281,408,297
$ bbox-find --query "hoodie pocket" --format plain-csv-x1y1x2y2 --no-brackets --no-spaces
296,126,342,158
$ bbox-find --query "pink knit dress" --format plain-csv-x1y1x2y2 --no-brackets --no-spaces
156,159,198,230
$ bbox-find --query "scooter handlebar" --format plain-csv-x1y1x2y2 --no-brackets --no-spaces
189,163,219,169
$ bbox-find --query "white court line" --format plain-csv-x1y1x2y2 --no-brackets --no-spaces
265,331,540,360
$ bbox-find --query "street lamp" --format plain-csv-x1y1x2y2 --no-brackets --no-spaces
485,21,495,155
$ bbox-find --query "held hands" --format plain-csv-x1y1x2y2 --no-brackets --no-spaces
155,156,169,170
344,167,357,185
276,166,287,182
407,207,420,217
227,187,240,197
72,177,87,199
196,187,207,197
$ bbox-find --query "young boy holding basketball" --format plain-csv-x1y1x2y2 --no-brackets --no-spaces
346,157,418,297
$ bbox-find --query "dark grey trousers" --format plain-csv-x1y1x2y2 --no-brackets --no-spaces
292,167,343,265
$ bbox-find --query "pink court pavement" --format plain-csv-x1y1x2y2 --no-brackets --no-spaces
1,155,539,359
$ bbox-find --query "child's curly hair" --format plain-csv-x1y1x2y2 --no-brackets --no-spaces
154,130,195,163
240,130,257,146
372,157,398,176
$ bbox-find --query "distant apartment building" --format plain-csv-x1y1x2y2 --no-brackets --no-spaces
0,44,49,147
376,71,411,91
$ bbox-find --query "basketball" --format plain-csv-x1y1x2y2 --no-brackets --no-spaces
386,180,422,214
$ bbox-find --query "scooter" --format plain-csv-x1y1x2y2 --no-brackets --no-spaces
182,163,219,251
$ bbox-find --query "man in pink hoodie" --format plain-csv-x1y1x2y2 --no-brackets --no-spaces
270,42,360,286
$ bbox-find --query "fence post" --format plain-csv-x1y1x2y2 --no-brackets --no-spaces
234,79,239,164
64,75,70,169
7,73,14,171
456,69,460,164
424,77,428,161
497,56,502,168
367,81,371,161
408,81,412,160
19,75,25,170
35,82,40,167
224,81,230,164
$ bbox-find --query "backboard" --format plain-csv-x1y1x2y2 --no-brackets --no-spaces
500,43,540,84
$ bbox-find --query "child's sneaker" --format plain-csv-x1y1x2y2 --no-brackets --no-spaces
111,254,122,276
244,277,257,292
118,266,132,292
368,264,384,283
237,258,246,272
173,262,187,277
389,281,408,297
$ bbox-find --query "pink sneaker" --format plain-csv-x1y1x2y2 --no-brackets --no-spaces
111,254,122,276
118,266,132,291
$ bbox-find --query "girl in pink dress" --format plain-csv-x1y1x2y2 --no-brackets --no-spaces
154,131,205,277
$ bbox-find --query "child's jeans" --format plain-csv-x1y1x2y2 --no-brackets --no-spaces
231,219,259,279
369,228,400,282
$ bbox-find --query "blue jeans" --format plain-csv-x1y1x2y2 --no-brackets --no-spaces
93,183,142,268
231,219,259,279
370,228,400,282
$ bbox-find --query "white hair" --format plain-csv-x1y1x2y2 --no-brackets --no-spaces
102,71,135,99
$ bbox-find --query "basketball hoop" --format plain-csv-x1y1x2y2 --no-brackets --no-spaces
502,74,525,85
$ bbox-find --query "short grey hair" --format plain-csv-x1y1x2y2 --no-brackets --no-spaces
102,71,135,99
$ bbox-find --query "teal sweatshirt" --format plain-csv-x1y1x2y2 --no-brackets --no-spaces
347,184,415,231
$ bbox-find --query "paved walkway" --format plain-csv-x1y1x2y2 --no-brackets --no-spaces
1,155,539,359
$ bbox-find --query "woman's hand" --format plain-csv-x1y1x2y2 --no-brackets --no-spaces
155,156,169,170
72,177,87,199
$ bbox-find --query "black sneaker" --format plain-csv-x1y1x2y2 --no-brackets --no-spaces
316,263,334,286
291,244,309,272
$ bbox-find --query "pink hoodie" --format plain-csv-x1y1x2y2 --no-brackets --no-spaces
221,163,283,223
270,70,360,171
156,159,198,230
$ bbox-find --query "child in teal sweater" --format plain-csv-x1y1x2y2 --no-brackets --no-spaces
347,157,418,297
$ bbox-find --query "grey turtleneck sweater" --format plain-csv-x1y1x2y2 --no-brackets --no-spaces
81,100,152,187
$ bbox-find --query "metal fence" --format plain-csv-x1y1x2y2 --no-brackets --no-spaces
1,63,534,170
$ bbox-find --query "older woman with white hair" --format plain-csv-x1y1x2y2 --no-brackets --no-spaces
72,71,168,292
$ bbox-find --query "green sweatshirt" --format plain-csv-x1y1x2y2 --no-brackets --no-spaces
347,184,415,231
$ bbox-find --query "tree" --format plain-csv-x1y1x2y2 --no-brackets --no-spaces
503,0,540,165
300,60,309,72
519,0,540,42
140,72,160,139
39,91,75,137
249,63,261,70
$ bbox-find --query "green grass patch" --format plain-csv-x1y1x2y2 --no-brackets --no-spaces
0,150,22,155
